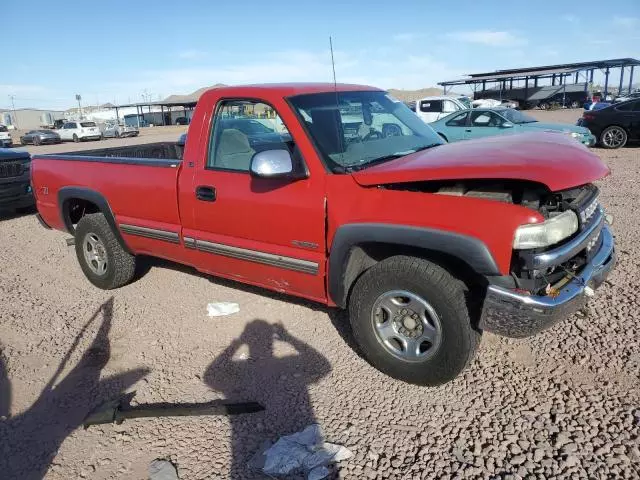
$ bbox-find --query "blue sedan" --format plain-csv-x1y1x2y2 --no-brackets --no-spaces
430,107,596,147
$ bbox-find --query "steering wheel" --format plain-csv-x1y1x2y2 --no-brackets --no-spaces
363,129,383,141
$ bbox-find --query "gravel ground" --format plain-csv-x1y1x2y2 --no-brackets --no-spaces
1,111,639,479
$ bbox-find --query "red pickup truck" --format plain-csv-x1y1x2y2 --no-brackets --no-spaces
32,84,616,385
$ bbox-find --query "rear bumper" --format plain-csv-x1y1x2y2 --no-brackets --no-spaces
480,225,616,338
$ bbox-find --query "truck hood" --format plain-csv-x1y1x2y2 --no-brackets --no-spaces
352,132,609,192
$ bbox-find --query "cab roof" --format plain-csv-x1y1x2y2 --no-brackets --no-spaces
201,83,382,100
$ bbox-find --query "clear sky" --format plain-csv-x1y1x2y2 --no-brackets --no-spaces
3,0,639,110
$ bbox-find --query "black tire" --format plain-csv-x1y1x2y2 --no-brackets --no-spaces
599,126,628,149
73,134,79,143
539,102,549,110
115,130,120,138
348,256,481,386
74,213,136,289
33,136,41,146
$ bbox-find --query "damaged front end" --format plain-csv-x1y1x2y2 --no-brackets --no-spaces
382,179,616,338
481,183,616,338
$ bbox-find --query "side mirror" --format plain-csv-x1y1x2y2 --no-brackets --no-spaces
250,149,294,178
501,122,514,128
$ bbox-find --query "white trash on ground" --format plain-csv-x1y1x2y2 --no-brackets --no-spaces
206,302,240,317
250,424,353,479
148,459,178,480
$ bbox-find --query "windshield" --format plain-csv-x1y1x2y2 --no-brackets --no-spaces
500,109,537,124
289,91,444,172
80,122,96,127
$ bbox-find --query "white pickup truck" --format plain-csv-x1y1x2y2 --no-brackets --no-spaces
405,96,468,123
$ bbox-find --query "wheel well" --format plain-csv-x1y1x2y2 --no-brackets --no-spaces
341,242,487,307
63,198,100,233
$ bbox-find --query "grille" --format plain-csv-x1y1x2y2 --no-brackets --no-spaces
0,162,23,178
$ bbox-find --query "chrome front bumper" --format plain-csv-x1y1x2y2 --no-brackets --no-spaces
480,225,616,338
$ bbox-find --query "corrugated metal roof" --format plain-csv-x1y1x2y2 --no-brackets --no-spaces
440,57,640,86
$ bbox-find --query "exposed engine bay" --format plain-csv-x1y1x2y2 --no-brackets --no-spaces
383,180,602,295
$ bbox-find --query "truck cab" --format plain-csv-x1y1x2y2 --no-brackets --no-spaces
406,96,468,123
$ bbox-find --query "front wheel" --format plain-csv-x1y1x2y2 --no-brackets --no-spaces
75,213,136,289
600,126,627,149
348,256,481,386
73,134,79,143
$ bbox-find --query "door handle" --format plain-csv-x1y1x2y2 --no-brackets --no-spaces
465,129,472,132
196,186,216,202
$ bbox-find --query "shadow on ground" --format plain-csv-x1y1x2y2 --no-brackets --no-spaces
0,206,36,222
204,319,332,478
0,297,149,480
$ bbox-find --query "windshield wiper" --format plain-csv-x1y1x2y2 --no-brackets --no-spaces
344,143,442,172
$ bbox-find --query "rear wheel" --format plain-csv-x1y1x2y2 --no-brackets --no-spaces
600,126,627,149
33,136,40,146
73,134,79,143
74,213,136,289
570,100,580,109
539,102,549,110
348,256,481,386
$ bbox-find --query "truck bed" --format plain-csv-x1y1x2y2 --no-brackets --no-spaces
56,141,184,163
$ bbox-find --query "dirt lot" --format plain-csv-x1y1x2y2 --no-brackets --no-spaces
1,110,639,479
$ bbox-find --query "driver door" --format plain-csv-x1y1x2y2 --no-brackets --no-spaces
183,99,327,302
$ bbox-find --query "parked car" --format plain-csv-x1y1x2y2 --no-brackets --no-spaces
0,148,33,212
57,121,102,142
431,107,596,146
102,122,139,138
53,119,66,130
0,125,12,147
175,116,190,125
579,99,640,149
31,83,615,386
19,129,61,146
405,96,468,123
613,91,640,103
536,91,590,110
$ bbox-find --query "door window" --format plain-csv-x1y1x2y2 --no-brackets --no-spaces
207,100,291,171
419,100,443,112
470,111,503,127
445,111,469,127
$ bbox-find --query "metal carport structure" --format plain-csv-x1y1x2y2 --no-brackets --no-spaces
439,58,640,100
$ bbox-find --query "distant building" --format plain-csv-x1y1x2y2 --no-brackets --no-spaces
0,108,65,130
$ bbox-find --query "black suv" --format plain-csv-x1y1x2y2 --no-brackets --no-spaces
0,149,34,212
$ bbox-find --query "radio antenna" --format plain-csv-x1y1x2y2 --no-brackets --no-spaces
329,36,338,88
329,36,344,167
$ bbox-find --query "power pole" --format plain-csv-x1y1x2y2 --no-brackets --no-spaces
75,94,82,119
8,95,18,129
